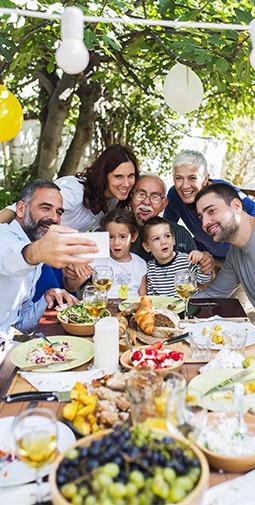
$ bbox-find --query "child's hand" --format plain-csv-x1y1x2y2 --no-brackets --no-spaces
188,250,204,265
64,263,93,281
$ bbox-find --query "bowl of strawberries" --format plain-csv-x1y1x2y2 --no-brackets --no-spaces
120,341,185,377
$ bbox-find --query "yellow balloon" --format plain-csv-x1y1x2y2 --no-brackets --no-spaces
0,85,24,142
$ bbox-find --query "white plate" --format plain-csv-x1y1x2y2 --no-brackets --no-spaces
184,319,255,350
0,417,75,487
118,296,184,314
189,368,255,413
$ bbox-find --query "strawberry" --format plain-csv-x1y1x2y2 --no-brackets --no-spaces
131,350,143,362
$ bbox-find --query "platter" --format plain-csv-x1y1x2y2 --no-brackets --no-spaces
10,336,94,372
118,295,184,314
0,418,75,487
188,368,255,413
184,319,255,350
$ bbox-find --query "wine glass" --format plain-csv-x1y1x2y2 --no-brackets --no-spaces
13,407,58,504
166,387,207,441
174,270,197,322
82,284,108,321
92,265,114,293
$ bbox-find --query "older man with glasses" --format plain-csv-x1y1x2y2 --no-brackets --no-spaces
129,173,196,260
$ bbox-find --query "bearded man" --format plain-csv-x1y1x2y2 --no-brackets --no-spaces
0,179,98,336
193,183,255,309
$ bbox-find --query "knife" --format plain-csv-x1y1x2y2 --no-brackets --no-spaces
203,366,254,396
4,390,71,402
189,301,218,306
163,332,189,346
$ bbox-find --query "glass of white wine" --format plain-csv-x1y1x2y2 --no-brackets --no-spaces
174,270,197,322
92,265,114,293
13,407,58,504
83,284,108,321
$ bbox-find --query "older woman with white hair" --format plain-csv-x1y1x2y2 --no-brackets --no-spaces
163,149,255,261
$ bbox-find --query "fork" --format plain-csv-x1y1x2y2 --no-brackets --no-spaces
125,330,133,353
33,331,56,346
234,383,246,437
188,262,197,276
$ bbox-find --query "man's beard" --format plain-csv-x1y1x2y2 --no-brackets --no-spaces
23,209,55,242
135,214,145,227
207,219,238,243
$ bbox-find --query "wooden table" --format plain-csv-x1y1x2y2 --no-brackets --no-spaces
0,297,250,498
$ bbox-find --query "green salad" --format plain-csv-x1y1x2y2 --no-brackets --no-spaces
59,304,109,324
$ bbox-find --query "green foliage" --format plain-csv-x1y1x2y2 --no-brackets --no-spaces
0,165,32,208
0,0,255,176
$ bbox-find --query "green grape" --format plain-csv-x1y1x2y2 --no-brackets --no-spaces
65,449,79,460
103,462,120,478
71,495,83,505
151,474,169,499
188,466,201,483
109,482,127,499
96,472,113,488
176,475,194,492
126,482,137,497
168,484,186,503
61,483,78,499
163,467,176,483
98,499,112,505
129,470,145,488
79,487,88,497
84,497,98,505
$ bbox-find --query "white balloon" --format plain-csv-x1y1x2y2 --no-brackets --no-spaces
163,63,204,113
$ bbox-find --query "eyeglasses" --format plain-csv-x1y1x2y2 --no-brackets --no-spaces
130,190,165,204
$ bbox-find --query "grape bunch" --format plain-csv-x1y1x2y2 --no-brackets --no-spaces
57,424,201,505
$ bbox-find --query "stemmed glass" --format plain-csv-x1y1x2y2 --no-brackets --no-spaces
92,265,114,293
166,388,207,441
82,284,108,322
13,407,58,504
174,270,197,322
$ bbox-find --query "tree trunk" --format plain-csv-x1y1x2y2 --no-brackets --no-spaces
58,79,101,177
37,74,77,179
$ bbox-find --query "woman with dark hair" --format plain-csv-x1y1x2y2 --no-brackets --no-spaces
55,144,140,231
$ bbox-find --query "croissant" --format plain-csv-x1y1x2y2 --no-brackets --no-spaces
135,296,155,335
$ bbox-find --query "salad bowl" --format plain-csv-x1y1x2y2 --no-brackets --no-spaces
57,304,110,336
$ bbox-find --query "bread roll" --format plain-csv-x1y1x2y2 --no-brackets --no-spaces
135,296,155,335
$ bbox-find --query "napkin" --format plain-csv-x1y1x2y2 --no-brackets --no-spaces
199,347,244,373
19,369,108,392
0,482,50,505
201,468,255,505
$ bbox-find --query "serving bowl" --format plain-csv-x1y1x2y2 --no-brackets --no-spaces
120,345,185,378
49,427,209,505
57,307,110,336
195,412,255,472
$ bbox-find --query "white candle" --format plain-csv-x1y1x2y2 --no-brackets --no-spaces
94,316,119,371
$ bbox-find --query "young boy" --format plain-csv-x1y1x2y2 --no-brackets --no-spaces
140,216,213,296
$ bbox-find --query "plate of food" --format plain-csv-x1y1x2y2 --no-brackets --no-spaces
184,319,255,350
57,304,111,336
118,295,184,314
62,372,132,437
188,368,255,413
9,336,94,372
0,417,75,487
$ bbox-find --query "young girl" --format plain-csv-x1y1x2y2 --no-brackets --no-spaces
140,216,213,296
65,209,147,299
